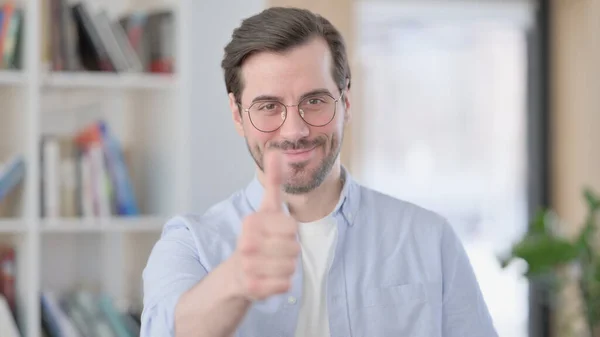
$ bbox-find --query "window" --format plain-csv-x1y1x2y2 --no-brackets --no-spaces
354,2,534,336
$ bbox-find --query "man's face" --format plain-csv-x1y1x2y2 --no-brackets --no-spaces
230,37,351,194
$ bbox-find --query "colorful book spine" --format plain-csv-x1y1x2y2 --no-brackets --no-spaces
0,155,25,203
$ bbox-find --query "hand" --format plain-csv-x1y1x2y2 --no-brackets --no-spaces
234,150,300,301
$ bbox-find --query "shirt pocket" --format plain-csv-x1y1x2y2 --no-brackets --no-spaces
364,282,430,307
352,282,442,337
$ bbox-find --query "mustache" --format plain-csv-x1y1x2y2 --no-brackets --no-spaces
269,137,325,151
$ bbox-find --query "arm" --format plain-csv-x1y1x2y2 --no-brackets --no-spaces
140,218,250,337
174,253,251,337
142,154,297,337
440,221,499,337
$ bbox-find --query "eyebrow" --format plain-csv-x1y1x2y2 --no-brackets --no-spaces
251,88,333,103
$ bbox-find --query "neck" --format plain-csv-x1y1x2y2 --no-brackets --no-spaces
285,163,343,223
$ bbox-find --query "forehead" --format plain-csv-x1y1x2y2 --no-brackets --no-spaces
240,37,337,103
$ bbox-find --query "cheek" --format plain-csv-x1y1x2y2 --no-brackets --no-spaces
245,125,275,147
312,126,342,153
324,111,346,135
323,118,345,141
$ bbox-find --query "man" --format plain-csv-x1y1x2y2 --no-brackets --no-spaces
141,6,498,337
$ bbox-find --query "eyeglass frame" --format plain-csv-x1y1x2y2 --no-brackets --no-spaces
237,89,346,133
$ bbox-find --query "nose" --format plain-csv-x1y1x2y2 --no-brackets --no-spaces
279,105,309,140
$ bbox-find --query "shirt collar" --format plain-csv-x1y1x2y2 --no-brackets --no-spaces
244,166,360,226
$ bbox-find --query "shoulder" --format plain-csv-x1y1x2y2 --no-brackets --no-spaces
346,182,467,284
157,188,253,268
165,187,251,231
356,183,450,238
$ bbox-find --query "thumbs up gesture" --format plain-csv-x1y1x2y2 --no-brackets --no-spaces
234,150,301,301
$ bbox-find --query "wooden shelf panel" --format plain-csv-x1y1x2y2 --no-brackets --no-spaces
41,216,167,233
42,72,176,90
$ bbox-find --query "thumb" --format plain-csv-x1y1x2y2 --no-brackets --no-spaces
260,149,284,212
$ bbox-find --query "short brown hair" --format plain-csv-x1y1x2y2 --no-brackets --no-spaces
221,7,351,104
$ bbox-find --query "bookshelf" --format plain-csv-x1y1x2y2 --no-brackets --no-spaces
40,216,167,233
0,220,26,233
0,70,25,84
43,72,176,90
0,0,193,336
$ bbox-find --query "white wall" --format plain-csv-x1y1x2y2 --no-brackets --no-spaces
190,0,265,213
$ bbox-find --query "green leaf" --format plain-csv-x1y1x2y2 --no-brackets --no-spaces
530,208,549,235
511,235,581,276
575,189,599,253
584,188,600,211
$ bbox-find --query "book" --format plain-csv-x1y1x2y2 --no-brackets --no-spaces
0,155,25,205
45,0,172,74
41,120,139,219
42,290,141,337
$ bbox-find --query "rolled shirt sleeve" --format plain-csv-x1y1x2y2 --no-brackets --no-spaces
141,217,207,337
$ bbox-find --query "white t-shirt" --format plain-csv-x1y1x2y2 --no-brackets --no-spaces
294,216,338,337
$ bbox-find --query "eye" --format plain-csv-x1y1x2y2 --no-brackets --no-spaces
307,98,325,105
258,102,278,111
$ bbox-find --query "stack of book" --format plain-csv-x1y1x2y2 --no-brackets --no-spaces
44,0,174,73
41,120,139,219
41,290,141,337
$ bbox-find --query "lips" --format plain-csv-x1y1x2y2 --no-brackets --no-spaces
283,146,317,155
281,145,318,162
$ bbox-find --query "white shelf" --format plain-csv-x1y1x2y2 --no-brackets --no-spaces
0,0,195,335
40,216,167,233
42,72,177,90
0,219,26,233
0,70,26,85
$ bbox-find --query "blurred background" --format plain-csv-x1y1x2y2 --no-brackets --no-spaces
0,0,595,336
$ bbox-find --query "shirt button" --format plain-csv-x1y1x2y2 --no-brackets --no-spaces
288,296,297,304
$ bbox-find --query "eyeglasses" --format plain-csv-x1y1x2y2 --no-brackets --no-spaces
239,90,345,133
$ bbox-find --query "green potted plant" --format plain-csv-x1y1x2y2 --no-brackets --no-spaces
500,188,600,337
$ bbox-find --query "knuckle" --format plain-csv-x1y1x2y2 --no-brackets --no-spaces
238,236,255,254
241,257,254,275
247,277,261,296
238,236,249,251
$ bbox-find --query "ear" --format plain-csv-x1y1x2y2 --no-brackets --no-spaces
229,93,245,137
342,88,351,124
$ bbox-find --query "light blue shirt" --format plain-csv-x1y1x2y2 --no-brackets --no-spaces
141,169,498,337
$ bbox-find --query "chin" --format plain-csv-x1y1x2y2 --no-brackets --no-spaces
283,159,330,194
283,180,319,195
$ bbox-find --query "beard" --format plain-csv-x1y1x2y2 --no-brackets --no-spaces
247,132,342,194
